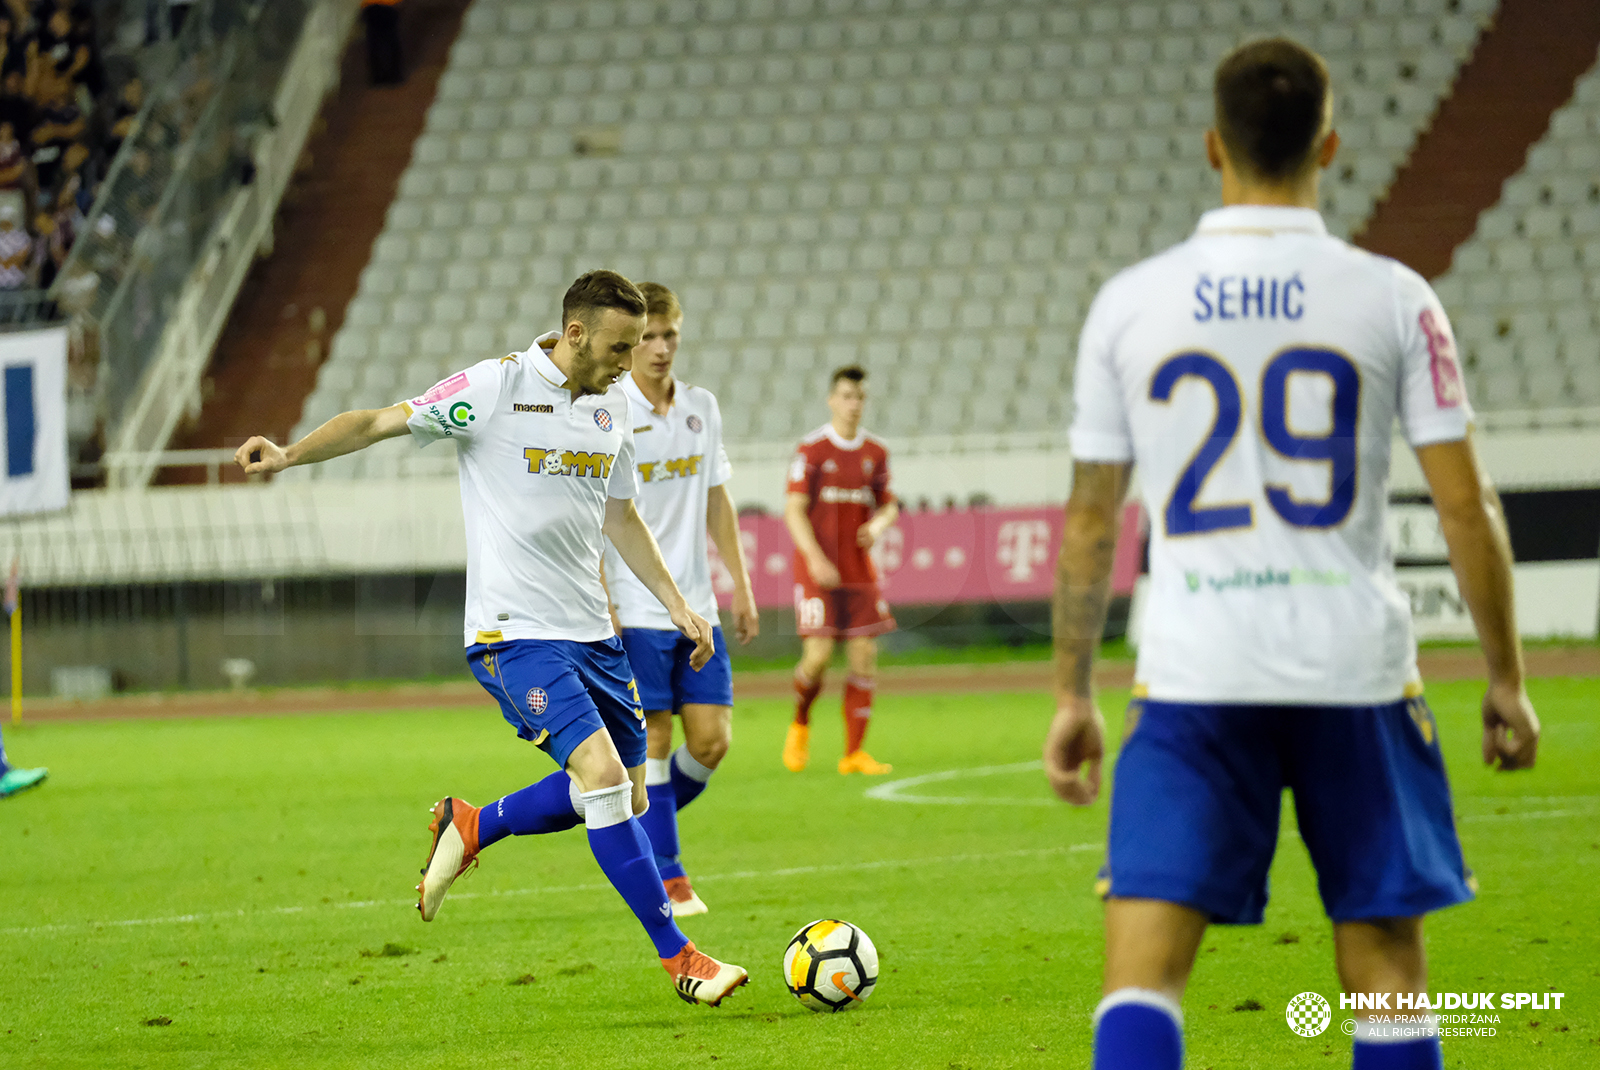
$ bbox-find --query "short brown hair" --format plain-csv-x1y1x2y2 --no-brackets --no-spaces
562,270,647,329
1214,38,1330,181
830,365,867,389
636,281,683,321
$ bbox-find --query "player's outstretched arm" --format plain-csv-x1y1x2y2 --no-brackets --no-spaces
783,491,841,589
1415,436,1540,771
604,496,714,669
234,405,412,475
1045,460,1131,806
707,484,759,644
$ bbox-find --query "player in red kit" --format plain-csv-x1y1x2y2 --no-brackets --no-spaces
782,365,899,775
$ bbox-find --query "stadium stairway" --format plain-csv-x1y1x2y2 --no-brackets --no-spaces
1358,0,1600,280
161,0,475,485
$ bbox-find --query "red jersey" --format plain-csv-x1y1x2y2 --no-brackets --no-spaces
787,424,893,586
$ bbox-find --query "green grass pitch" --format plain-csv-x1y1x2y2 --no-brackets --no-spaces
2,674,1596,1068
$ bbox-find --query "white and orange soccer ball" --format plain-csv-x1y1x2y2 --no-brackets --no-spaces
783,919,879,1013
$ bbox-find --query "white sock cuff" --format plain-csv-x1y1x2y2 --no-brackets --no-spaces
1354,1014,1438,1042
845,674,874,691
580,783,633,829
1093,988,1184,1030
671,745,714,784
568,779,586,816
644,757,672,786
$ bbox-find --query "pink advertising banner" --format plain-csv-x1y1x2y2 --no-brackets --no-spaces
710,505,1150,610
710,504,1147,610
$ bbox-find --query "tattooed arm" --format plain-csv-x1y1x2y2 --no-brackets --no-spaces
1044,460,1132,805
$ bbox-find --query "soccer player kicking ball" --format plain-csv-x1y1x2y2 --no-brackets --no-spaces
1046,39,1540,1070
236,271,747,1007
783,366,899,775
601,282,759,918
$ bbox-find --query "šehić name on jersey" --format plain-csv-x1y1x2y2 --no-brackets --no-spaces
1069,205,1472,705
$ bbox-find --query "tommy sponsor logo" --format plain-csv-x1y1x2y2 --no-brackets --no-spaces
514,402,554,413
639,454,703,483
819,485,876,506
594,408,613,431
686,414,703,433
524,447,616,478
526,687,548,714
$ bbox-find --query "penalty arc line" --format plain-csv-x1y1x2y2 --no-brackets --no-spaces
865,763,1600,821
0,843,1103,938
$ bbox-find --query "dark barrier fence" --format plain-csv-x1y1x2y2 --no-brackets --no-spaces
12,573,1110,696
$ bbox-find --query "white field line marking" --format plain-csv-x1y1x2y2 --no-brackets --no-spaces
866,763,1600,823
0,843,1101,938
864,760,1054,806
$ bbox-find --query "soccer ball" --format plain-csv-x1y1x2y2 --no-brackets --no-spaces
783,919,879,1012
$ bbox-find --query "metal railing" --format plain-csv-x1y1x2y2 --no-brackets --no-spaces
0,290,60,329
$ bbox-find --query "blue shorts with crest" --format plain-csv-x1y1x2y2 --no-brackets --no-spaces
467,637,646,769
1103,697,1474,924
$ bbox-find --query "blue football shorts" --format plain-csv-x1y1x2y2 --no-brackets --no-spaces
467,637,646,769
618,626,734,712
1102,697,1474,924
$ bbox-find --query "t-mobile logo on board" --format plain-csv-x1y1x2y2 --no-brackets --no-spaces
996,520,1051,582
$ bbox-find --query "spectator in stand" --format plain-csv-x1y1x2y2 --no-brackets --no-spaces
167,0,196,40
104,75,138,159
0,13,19,81
362,0,404,86
34,7,88,94
0,191,35,288
33,184,73,290
29,76,80,195
0,119,28,193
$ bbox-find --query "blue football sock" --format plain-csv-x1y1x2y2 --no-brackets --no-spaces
1352,1018,1443,1070
1093,989,1183,1070
0,725,9,775
583,783,688,959
477,771,581,850
638,779,685,880
669,745,714,811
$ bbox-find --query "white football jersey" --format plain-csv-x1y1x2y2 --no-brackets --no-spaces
1070,205,1473,704
401,331,637,647
602,372,732,630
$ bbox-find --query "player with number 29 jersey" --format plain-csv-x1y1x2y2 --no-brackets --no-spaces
1070,204,1471,705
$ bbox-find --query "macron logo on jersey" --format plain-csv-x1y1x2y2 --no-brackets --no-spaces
523,447,615,478
639,455,703,483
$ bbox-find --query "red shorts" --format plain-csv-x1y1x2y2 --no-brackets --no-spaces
793,582,896,639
